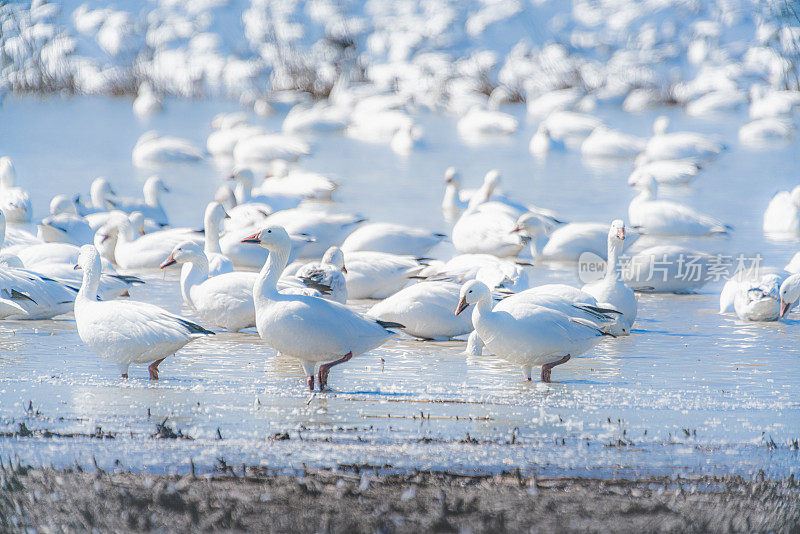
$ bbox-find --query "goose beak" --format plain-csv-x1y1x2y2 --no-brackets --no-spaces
341,264,348,274
138,229,146,236
510,225,521,234
616,228,626,240
780,299,792,318
227,174,236,180
454,297,469,316
73,264,81,271
224,211,231,219
241,232,260,244
99,233,110,243
159,254,177,269
161,185,170,193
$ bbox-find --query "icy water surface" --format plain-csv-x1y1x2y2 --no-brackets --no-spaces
0,96,798,478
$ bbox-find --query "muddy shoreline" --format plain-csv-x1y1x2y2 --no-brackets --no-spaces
1,465,798,533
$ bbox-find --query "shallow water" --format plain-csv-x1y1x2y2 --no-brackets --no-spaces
0,96,798,478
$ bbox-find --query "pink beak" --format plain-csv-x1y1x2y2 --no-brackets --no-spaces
616,228,625,240
454,297,469,316
780,300,792,318
159,253,176,269
241,232,260,244
510,225,521,234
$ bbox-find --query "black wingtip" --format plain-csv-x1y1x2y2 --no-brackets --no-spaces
376,319,405,330
177,318,215,335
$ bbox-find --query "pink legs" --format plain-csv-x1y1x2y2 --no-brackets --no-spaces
541,355,570,383
318,352,352,391
148,359,165,380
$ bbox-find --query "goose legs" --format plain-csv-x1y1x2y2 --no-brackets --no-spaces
318,352,353,391
306,375,315,391
148,358,165,380
541,355,570,382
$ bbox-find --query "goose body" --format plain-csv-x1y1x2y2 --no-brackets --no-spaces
106,176,170,226
629,176,729,236
623,245,712,293
243,226,397,391
628,160,702,186
207,124,264,158
581,220,637,331
457,280,609,382
733,274,781,322
457,107,518,137
581,127,646,158
418,253,529,291
341,222,444,256
201,202,233,276
105,217,203,271
0,267,78,319
74,245,213,378
233,134,311,166
132,83,162,118
343,251,424,299
452,204,524,258
294,246,347,304
638,116,724,164
0,157,32,223
539,222,619,262
739,118,795,145
763,187,800,236
132,131,204,167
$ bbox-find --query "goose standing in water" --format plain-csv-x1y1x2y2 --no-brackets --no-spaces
581,220,637,331
0,157,31,223
455,280,612,382
629,175,729,236
74,245,214,379
241,226,400,391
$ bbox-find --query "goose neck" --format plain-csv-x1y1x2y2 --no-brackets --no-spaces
255,245,290,306
180,257,209,306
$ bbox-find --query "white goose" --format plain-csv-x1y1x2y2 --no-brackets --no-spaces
418,254,530,291
132,82,162,118
264,207,364,258
343,251,425,299
637,116,724,164
233,133,311,166
230,168,303,213
629,175,729,236
160,242,256,332
207,124,264,159
0,157,32,223
38,196,94,245
623,245,713,293
102,216,203,271
253,160,338,201
581,126,646,158
201,202,234,276
294,246,348,304
451,204,526,258
541,111,603,141
457,107,518,138
581,220,637,331
242,226,400,391
628,159,702,186
733,274,781,322
76,177,115,217
368,281,476,340
685,90,747,116
456,280,611,382
763,186,800,236
74,245,214,379
779,273,800,318
739,118,795,145
0,266,77,320
341,222,445,257
512,217,630,263
106,175,170,226
132,131,204,167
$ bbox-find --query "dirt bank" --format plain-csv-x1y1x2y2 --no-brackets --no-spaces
1,465,798,533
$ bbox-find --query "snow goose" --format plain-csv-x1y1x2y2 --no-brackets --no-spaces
529,124,565,155
230,168,303,212
341,222,445,257
418,254,530,292
513,218,633,262
133,82,162,118
464,170,561,223
581,220,637,330
749,85,800,119
132,131,204,167
202,202,233,276
733,274,781,322
343,251,425,299
541,111,603,141
739,118,795,145
685,89,747,116
253,160,338,201
779,273,800,317
233,133,311,166
106,176,169,226
0,157,32,223
76,177,114,217
636,116,724,164
628,159,702,186
159,242,256,332
101,216,203,271
623,245,713,293
241,226,399,391
629,175,729,236
294,246,347,304
581,126,647,158
527,88,583,119
0,266,77,320
369,281,475,340
346,110,415,143
457,107,518,138
452,204,528,258
390,122,423,155
456,280,611,382
263,207,364,258
442,167,468,220
763,186,800,236
207,124,264,159
282,102,349,134
75,245,213,379
37,196,94,245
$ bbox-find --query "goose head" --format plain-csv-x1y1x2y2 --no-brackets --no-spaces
510,212,548,237
455,280,492,316
49,194,77,216
240,225,292,252
652,115,669,136
94,225,118,263
779,273,800,317
322,246,347,273
632,174,658,197
484,169,501,189
230,167,255,187
444,167,460,187
160,240,204,269
75,244,101,272
214,183,236,210
128,212,147,235
143,176,169,204
90,177,115,208
0,157,16,188
204,201,229,227
608,219,626,244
